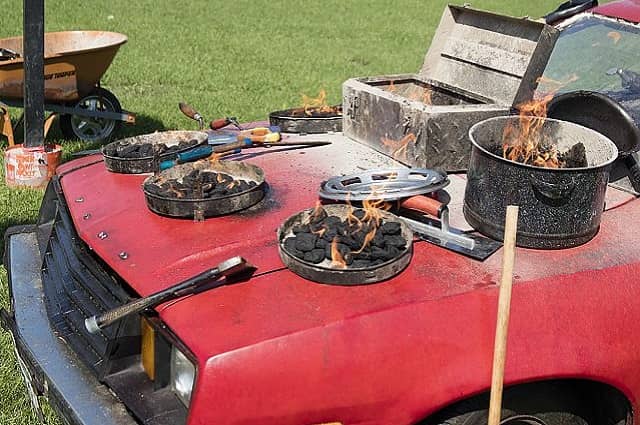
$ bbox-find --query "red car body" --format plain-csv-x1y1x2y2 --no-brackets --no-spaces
5,2,640,425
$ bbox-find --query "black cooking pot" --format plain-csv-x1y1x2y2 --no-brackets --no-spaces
464,116,618,249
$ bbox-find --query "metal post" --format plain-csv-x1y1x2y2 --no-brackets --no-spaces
23,0,45,148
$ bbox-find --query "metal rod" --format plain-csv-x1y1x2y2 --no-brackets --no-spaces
488,205,519,425
23,0,45,147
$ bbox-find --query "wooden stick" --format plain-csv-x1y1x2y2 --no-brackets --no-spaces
488,205,519,425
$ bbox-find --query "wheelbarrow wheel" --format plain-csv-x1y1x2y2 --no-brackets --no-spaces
59,87,122,142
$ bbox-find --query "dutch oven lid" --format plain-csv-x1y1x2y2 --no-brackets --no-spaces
419,5,559,106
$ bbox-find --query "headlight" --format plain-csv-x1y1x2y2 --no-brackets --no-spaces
171,346,196,406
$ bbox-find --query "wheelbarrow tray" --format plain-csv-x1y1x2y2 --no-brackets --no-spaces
0,31,127,102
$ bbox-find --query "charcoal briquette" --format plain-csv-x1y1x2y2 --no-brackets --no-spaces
341,236,360,250
322,215,339,225
322,227,339,241
139,144,154,157
201,172,218,183
381,222,401,235
283,237,304,257
370,246,387,260
309,206,328,225
353,209,366,220
292,224,310,234
385,235,406,249
382,246,400,261
351,259,372,269
303,249,325,264
315,238,328,249
294,233,317,252
372,231,386,248
104,144,117,156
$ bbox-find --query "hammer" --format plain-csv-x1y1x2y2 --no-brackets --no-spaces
85,256,254,334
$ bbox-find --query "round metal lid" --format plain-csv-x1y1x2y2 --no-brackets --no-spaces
319,168,449,201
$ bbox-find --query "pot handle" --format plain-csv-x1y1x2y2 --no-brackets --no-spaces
400,195,445,218
529,175,575,202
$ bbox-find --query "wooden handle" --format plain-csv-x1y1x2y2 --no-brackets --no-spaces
210,118,230,130
212,140,251,153
400,195,445,218
179,102,200,120
488,205,519,425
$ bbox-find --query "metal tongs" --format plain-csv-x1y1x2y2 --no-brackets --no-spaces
85,256,255,334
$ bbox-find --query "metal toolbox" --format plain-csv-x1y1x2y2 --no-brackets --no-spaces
342,5,559,171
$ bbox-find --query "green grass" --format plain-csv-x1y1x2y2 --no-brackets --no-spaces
0,0,561,423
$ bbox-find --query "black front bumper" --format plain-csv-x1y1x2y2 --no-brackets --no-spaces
1,228,137,425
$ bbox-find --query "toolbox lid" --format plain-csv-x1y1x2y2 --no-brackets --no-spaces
419,5,559,106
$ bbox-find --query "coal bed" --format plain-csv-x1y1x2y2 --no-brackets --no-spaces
103,130,209,174
104,138,201,159
278,204,414,285
144,168,258,200
142,160,266,219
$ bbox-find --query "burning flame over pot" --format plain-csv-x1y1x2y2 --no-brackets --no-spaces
502,74,579,168
292,89,342,117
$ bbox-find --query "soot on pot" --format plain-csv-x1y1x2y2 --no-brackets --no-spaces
282,204,407,269
104,138,200,159
144,168,257,199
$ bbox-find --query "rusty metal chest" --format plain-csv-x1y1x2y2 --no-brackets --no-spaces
342,5,559,171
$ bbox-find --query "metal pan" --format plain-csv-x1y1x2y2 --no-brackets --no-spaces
142,159,265,219
102,130,208,174
269,105,342,134
548,90,640,191
278,204,413,285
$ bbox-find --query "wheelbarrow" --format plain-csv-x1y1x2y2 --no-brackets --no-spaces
0,30,135,144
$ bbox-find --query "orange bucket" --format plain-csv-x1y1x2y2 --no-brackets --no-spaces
4,144,62,188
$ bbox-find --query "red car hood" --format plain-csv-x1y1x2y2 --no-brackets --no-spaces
593,0,640,22
58,132,639,363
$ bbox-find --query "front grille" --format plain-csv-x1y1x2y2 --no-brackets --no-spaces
36,177,189,424
40,179,135,377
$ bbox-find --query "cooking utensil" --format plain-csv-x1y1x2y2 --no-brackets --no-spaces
319,169,502,260
465,116,618,249
158,139,331,171
179,102,204,130
547,90,640,192
143,159,266,219
488,206,519,425
85,256,255,334
398,203,502,261
210,116,242,131
278,204,413,285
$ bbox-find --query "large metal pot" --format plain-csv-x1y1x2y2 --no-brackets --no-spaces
464,116,618,249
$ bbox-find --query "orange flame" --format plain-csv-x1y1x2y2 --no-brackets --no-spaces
209,153,223,164
330,237,347,268
353,226,377,255
407,87,432,104
502,74,579,168
226,180,237,190
388,81,396,93
381,133,416,162
291,89,342,117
